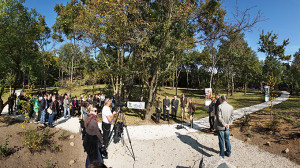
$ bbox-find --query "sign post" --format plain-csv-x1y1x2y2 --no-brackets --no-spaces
264,86,270,102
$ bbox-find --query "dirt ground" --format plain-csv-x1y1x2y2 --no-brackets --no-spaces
231,111,300,165
0,116,86,168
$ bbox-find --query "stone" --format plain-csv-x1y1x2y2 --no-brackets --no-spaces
70,142,75,146
69,160,75,165
70,135,75,139
245,138,251,142
200,156,236,168
283,148,289,153
266,141,271,146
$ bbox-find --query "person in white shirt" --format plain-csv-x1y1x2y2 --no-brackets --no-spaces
102,98,117,147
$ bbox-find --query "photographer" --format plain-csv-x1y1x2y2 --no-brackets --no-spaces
84,107,105,167
102,98,118,147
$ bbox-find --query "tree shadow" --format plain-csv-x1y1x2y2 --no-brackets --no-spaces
175,132,219,157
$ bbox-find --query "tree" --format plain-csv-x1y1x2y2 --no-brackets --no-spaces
258,31,291,85
53,0,83,84
0,0,44,114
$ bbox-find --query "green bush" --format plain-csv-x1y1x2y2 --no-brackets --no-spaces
247,129,253,138
242,114,251,126
23,128,50,152
268,116,281,132
0,135,11,157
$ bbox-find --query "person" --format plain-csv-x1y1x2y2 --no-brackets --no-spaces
163,96,170,121
100,93,105,110
155,97,162,123
188,98,196,128
81,101,88,120
29,94,36,118
180,94,188,120
111,93,116,111
215,95,234,158
171,95,179,120
39,94,48,125
78,96,83,116
64,95,70,118
215,93,221,116
16,95,21,114
101,98,118,147
8,94,14,115
71,96,78,116
48,96,57,128
35,96,42,122
83,107,105,167
33,96,41,122
207,98,216,131
88,161,107,168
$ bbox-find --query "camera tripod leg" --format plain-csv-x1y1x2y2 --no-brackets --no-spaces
124,124,135,161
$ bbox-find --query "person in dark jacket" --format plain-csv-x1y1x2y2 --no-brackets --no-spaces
163,96,170,121
171,95,179,120
71,96,78,116
215,93,221,116
83,107,105,167
188,98,196,128
48,96,57,128
156,97,162,123
8,94,14,115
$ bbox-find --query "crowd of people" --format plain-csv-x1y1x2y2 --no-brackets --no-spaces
155,94,196,128
7,90,234,163
156,93,234,159
7,91,113,128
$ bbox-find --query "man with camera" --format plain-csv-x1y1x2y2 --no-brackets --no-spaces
102,98,118,147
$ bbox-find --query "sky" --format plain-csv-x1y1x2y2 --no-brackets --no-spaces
23,0,300,61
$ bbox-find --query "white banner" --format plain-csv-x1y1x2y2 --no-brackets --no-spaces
205,88,212,106
127,101,145,110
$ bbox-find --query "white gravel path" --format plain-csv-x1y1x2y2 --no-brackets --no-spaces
2,91,299,168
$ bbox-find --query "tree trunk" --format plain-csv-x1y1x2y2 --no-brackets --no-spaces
244,74,248,95
145,69,159,121
231,74,234,96
209,70,213,89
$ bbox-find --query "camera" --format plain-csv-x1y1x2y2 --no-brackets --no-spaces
114,100,127,107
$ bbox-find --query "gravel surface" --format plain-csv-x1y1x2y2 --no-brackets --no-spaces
2,91,299,168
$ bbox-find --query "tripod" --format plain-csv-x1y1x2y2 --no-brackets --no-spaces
108,107,135,161
176,113,188,131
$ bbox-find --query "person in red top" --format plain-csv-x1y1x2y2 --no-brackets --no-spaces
71,96,78,116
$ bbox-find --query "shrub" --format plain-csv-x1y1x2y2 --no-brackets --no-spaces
59,131,68,140
50,142,62,153
247,129,253,138
23,128,50,152
242,114,251,126
0,135,11,157
268,116,281,132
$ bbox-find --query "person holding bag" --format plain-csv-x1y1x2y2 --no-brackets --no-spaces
83,107,105,167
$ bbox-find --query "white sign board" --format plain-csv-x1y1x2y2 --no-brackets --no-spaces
264,86,270,102
205,88,212,106
127,101,145,110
